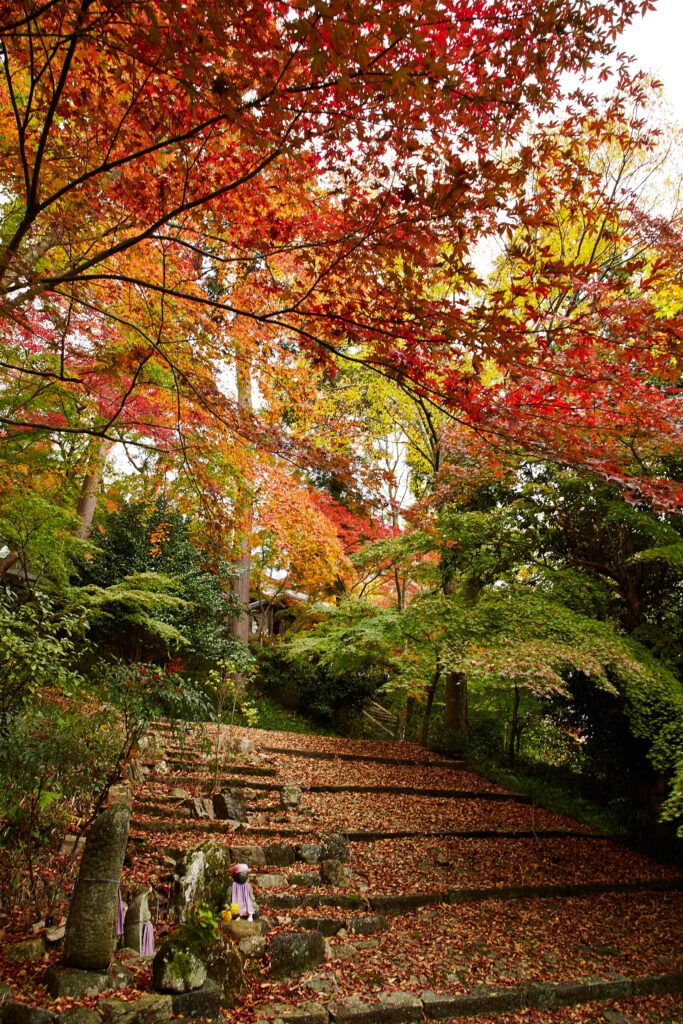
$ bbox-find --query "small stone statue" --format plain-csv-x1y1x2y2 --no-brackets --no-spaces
231,863,256,921
123,890,155,955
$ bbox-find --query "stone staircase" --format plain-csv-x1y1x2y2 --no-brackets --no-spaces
122,722,683,1023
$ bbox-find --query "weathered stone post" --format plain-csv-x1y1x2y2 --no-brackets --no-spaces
124,891,153,954
63,803,131,970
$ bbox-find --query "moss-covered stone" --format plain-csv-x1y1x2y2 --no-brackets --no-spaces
152,942,206,993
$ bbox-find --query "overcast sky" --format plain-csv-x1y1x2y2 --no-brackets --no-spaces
620,0,683,120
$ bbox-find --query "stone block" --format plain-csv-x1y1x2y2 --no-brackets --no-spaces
280,786,303,809
333,944,357,962
377,993,422,1023
290,873,320,887
269,932,326,978
264,843,297,867
44,965,132,999
202,936,247,1007
256,873,287,889
296,845,324,865
526,978,631,1010
293,917,346,938
107,783,133,807
239,936,266,959
328,996,375,1023
305,976,337,996
152,942,206,993
57,1009,101,1024
4,939,45,963
218,735,256,756
255,1002,328,1024
230,845,266,866
320,861,352,887
98,995,173,1024
321,835,349,863
349,916,388,936
59,837,85,858
419,991,460,1020
429,990,523,1016
170,982,222,1019
62,804,131,971
212,791,246,821
182,798,214,820
0,1003,56,1024
222,918,265,940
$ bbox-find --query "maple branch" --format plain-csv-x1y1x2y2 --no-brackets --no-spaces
0,358,82,385
0,0,65,33
0,39,31,195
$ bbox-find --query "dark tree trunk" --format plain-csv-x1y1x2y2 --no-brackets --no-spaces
420,660,441,746
231,357,253,643
444,669,469,742
507,685,521,765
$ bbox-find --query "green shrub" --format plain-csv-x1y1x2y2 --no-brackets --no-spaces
254,642,380,729
0,586,85,733
0,698,122,914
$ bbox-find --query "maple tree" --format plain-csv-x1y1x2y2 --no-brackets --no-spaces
2,0,677,494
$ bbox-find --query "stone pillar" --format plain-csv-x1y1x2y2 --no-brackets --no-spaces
63,803,131,970
123,891,151,953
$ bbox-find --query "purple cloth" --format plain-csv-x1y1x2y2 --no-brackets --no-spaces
141,921,155,955
232,880,255,917
116,886,125,937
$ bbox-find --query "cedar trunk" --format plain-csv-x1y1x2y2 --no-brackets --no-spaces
444,669,469,742
231,357,253,643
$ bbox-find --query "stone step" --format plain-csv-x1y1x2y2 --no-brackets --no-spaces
161,757,278,777
129,818,598,841
130,817,239,834
261,877,683,913
262,746,464,769
146,776,530,802
250,971,683,1024
146,772,269,789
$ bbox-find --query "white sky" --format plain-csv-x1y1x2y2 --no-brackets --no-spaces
620,0,683,120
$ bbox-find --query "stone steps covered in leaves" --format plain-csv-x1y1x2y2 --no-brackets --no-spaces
129,816,599,840
249,971,683,1024
161,759,278,777
262,746,465,769
146,772,269,789
259,876,683,914
144,777,532,802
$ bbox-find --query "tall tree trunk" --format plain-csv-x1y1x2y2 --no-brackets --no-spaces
441,567,469,744
420,659,441,747
231,357,253,643
506,685,520,766
444,669,469,743
393,702,407,741
75,440,112,540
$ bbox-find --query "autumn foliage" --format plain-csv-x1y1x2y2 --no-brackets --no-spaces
1,0,681,510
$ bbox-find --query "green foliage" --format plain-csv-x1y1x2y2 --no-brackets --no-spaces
0,698,122,913
79,572,190,653
200,655,257,721
0,488,85,593
246,687,336,734
177,903,221,945
255,634,383,728
0,587,85,732
99,659,215,727
79,498,243,671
